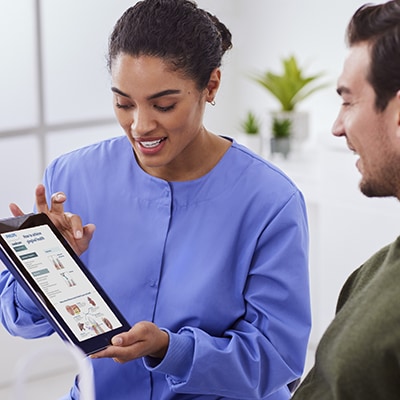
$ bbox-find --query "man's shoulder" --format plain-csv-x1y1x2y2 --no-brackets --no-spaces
336,238,400,311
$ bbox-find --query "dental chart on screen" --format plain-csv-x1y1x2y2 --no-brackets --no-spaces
0,213,130,355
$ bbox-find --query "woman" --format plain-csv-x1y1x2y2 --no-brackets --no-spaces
0,1,311,399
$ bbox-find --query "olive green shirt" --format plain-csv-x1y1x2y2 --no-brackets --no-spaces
293,237,400,399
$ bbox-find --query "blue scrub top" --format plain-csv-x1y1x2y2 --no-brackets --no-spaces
0,135,311,399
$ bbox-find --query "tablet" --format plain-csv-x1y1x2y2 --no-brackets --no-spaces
0,213,131,355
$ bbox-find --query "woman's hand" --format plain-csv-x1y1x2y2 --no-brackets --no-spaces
9,184,95,256
90,321,169,364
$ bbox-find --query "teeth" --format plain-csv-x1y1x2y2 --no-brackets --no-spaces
141,139,163,148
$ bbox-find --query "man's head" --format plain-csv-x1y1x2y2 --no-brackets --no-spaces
346,1,400,112
332,1,400,199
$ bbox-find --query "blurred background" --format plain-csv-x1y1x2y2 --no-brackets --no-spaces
1,0,399,398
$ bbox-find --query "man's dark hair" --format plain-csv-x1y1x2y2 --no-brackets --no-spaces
347,0,400,111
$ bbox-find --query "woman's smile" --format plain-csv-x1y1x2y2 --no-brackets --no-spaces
135,136,168,151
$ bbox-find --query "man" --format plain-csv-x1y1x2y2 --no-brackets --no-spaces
292,1,400,399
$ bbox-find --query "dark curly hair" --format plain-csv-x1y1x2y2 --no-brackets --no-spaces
346,0,400,111
107,0,232,90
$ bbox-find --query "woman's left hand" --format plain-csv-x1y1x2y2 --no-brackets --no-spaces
9,184,95,256
90,321,169,364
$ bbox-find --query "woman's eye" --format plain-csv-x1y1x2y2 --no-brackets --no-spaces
155,104,176,112
115,102,132,110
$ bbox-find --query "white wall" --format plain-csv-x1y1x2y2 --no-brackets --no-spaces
0,0,382,211
205,0,386,145
0,0,396,395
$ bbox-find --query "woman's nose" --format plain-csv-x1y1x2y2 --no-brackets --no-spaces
131,107,155,136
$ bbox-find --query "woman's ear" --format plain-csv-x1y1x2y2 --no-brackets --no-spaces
395,90,400,136
205,68,221,104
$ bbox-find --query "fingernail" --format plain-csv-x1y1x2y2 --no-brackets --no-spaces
55,193,64,201
75,230,83,239
112,337,123,346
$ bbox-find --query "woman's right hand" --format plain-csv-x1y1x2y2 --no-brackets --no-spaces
9,184,95,256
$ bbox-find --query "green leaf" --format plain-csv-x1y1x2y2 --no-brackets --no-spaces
251,55,330,111
240,111,260,134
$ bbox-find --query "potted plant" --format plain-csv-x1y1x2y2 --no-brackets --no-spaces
238,111,262,154
270,116,292,158
240,111,260,135
251,55,329,144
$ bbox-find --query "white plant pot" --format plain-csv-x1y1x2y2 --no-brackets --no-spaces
270,111,310,143
270,137,291,159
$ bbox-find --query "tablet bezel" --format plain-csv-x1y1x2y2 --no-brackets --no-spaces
0,213,131,355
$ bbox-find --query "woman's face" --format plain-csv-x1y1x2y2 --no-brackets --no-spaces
110,54,218,180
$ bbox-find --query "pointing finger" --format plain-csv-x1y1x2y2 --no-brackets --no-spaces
35,184,50,213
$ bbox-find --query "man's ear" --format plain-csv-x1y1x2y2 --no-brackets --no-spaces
205,68,221,104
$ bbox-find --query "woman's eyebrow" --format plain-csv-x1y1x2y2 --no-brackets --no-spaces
147,89,181,100
111,87,130,97
111,87,181,100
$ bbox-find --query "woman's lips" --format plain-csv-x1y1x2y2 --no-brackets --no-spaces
139,137,167,148
140,139,164,149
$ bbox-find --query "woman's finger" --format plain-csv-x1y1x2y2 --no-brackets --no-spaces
83,224,96,242
49,191,67,215
65,213,84,240
9,203,25,217
35,184,50,213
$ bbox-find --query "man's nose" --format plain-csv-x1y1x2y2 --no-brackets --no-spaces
332,112,345,137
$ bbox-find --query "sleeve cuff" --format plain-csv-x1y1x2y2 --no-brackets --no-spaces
143,328,194,381
15,282,45,318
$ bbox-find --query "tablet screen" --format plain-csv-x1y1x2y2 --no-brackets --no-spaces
1,221,125,346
